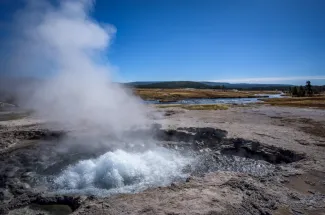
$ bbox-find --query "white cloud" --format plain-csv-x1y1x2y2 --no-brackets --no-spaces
210,76,325,84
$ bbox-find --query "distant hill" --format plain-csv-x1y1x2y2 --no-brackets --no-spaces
201,81,292,88
200,82,229,86
125,81,158,86
126,81,293,90
128,81,214,89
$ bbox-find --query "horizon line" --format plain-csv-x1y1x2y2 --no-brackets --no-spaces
209,76,325,84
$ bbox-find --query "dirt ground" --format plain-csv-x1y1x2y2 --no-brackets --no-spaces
1,105,325,215
155,105,325,159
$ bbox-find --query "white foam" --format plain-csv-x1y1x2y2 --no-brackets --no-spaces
53,148,192,196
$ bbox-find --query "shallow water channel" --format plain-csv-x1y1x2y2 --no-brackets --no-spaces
145,94,284,105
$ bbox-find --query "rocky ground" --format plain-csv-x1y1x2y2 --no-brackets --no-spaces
0,105,325,215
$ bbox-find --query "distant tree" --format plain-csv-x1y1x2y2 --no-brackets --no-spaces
212,85,221,89
313,86,322,95
292,86,298,96
305,80,313,96
298,85,305,97
221,85,225,91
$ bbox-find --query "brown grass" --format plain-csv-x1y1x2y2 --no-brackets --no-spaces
156,104,229,110
135,89,280,102
183,104,229,110
156,104,182,108
0,113,29,121
261,96,325,109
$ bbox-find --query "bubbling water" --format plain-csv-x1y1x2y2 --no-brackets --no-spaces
53,148,192,196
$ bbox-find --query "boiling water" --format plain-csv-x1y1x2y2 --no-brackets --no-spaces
1,139,277,197
52,148,192,196
51,148,275,196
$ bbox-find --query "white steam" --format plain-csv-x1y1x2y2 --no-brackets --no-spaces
13,0,149,133
9,0,189,195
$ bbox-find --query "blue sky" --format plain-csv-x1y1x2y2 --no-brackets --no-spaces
1,0,325,84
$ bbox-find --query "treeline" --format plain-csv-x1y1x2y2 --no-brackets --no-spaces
128,81,223,89
289,81,325,97
235,86,290,91
127,81,325,93
127,81,289,90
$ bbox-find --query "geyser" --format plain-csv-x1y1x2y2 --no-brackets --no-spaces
0,127,305,201
5,0,182,196
52,148,192,196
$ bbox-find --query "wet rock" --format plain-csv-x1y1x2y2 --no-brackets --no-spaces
0,188,13,201
34,195,83,211
21,172,33,179
0,129,65,141
308,190,315,194
305,180,316,186
280,178,289,183
164,110,176,116
221,138,305,164
246,190,252,196
259,178,267,183
223,178,258,192
185,177,192,182
289,192,301,200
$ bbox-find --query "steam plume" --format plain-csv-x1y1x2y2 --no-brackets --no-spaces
3,0,191,196
12,0,150,134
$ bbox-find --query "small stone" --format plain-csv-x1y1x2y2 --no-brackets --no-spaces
305,180,316,186
246,191,252,196
280,179,289,183
0,189,13,201
289,193,300,200
87,195,96,200
211,198,219,202
14,189,25,195
294,164,302,168
308,190,315,194
20,183,31,189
